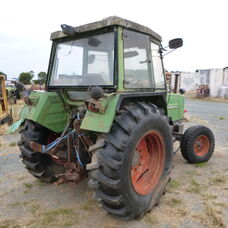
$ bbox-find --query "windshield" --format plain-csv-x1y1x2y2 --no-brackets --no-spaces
49,32,114,86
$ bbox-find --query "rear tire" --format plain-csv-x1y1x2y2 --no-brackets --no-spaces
19,120,64,182
87,102,173,219
180,125,215,163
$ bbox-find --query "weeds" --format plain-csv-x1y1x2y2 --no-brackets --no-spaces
34,179,46,186
176,208,188,217
0,219,18,228
186,179,205,194
209,176,227,185
194,162,208,168
185,170,201,176
9,199,34,207
81,199,96,211
167,197,182,207
23,183,33,189
205,204,225,227
202,193,217,200
8,142,17,147
30,203,41,214
168,180,181,189
38,208,75,225
144,214,158,225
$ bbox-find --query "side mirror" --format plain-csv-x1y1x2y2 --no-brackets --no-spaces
169,38,183,49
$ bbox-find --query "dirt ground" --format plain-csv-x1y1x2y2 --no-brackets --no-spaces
0,99,227,228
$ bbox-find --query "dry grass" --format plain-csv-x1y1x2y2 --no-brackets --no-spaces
194,162,208,168
8,142,17,146
80,199,96,211
186,179,207,194
166,197,182,207
27,207,78,227
144,214,159,225
23,182,33,189
168,179,181,189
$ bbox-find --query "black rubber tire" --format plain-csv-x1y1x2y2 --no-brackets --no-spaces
15,89,21,99
87,102,173,219
180,125,215,163
19,120,65,182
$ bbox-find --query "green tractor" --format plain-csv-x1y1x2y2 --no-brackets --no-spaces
12,17,215,219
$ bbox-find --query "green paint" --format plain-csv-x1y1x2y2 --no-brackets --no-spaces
167,93,184,121
80,94,120,133
20,91,68,132
117,27,124,92
16,23,185,135
8,117,25,134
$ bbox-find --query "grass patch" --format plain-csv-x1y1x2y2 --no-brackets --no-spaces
9,142,17,147
186,179,205,194
202,193,217,200
17,174,27,181
194,162,208,168
30,203,41,214
144,214,158,225
39,208,75,225
176,208,188,216
209,176,227,185
0,219,18,228
185,170,201,176
23,182,33,189
81,199,96,211
205,204,225,227
168,179,181,189
34,179,46,186
167,197,182,207
9,199,34,207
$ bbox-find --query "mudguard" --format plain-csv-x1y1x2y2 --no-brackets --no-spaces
8,91,120,134
9,91,68,133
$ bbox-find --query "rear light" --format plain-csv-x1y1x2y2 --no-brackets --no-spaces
184,109,187,113
87,103,100,113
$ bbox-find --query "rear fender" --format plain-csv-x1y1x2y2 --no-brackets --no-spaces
80,94,120,133
19,91,68,133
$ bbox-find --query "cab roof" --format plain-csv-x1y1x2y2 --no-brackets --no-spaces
50,16,162,41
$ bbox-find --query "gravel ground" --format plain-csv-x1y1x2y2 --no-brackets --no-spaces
0,98,227,228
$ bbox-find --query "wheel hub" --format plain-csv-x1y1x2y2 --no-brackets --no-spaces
194,135,210,156
131,131,165,195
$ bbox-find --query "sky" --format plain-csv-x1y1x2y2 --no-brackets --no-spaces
0,0,228,79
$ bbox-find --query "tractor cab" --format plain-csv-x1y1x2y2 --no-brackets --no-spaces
47,16,182,95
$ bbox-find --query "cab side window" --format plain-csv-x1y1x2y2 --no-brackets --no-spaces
123,30,152,88
151,42,165,89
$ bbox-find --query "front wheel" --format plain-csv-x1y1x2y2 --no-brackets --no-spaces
180,125,215,163
87,102,173,219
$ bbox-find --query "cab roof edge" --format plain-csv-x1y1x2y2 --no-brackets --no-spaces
50,16,162,41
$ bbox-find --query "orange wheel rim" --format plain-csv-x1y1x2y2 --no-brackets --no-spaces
194,135,210,156
131,131,165,195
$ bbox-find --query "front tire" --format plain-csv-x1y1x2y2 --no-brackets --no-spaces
88,102,173,219
180,125,215,163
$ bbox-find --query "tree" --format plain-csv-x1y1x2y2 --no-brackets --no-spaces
19,72,34,85
37,71,47,84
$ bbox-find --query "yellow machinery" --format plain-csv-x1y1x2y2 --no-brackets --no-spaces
0,75,12,125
